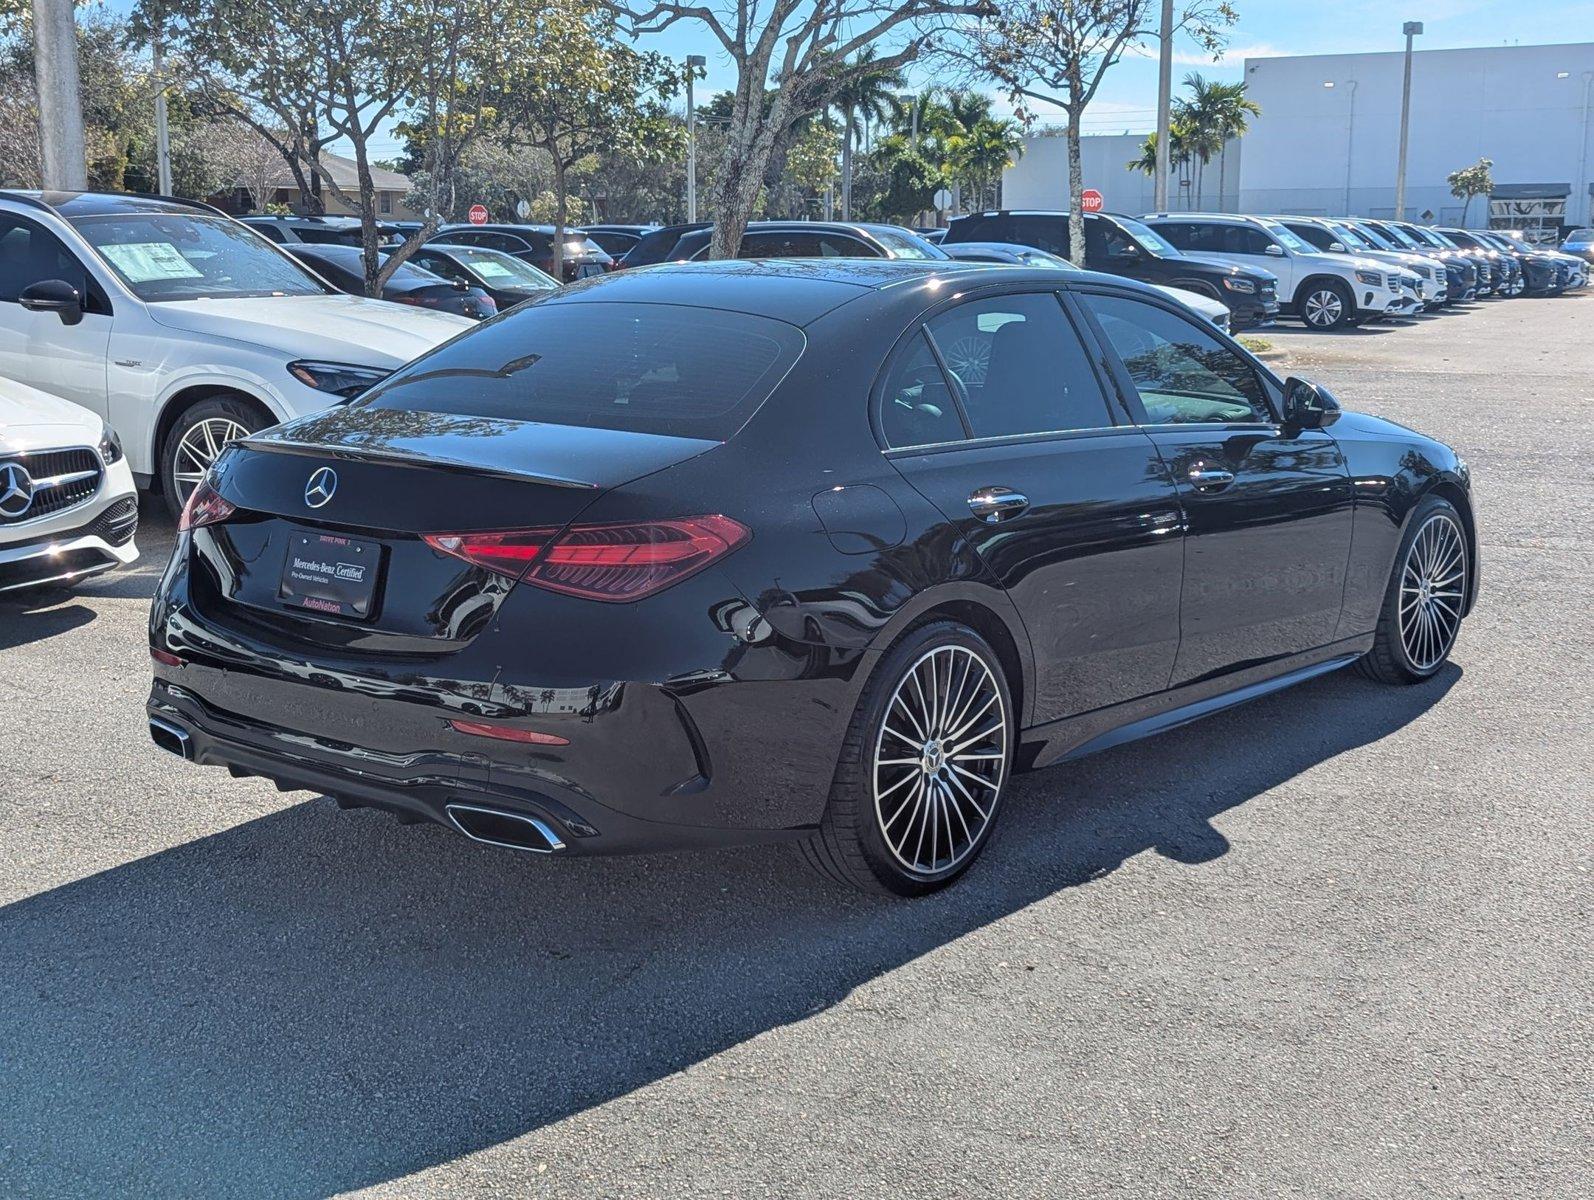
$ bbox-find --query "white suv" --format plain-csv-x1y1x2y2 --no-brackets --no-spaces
0,192,473,516
1141,212,1402,331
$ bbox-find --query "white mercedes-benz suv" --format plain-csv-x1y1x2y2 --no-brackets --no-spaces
0,192,473,517
1,373,139,592
1141,212,1403,331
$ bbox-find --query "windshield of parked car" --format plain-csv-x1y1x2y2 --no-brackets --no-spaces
868,228,950,260
1367,222,1421,249
72,214,328,301
1565,228,1592,245
1019,248,1081,271
430,245,559,290
1261,221,1313,254
1406,226,1454,250
355,301,805,440
1350,223,1398,250
1327,222,1375,251
1115,216,1180,257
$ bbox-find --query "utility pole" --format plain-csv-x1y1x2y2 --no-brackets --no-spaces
1579,72,1593,225
1153,0,1174,211
685,54,705,223
1343,80,1359,216
1394,21,1423,220
31,0,87,191
152,31,174,195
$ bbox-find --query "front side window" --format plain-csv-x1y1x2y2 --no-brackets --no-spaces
1288,223,1336,252
0,216,100,307
72,214,327,301
1114,216,1179,256
1083,292,1271,424
924,293,1112,439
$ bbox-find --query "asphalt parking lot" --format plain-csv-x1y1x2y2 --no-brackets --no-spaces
2,293,1589,1199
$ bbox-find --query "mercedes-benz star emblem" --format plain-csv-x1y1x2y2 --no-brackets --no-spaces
304,466,338,509
0,462,34,520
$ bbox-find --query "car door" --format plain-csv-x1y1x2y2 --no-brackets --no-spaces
880,288,1186,724
1218,223,1297,295
1085,216,1156,285
0,215,112,418
1076,288,1354,685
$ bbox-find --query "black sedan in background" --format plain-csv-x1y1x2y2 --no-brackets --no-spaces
148,261,1476,896
407,243,560,309
667,221,949,261
282,244,498,319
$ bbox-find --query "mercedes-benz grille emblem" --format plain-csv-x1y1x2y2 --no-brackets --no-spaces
0,462,34,519
304,466,338,509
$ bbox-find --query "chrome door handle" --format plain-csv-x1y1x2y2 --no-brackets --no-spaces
967,486,1029,523
1186,464,1236,491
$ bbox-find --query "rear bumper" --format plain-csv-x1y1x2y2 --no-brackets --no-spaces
146,670,812,856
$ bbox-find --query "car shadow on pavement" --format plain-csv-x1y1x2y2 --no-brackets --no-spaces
0,596,97,649
0,663,1458,1198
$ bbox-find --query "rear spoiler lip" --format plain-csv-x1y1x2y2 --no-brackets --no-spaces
237,435,600,489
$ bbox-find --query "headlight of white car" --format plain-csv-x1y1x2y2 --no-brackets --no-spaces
287,360,391,399
98,422,124,465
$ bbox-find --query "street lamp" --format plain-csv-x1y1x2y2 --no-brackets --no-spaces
1579,71,1594,225
685,54,706,223
1395,21,1423,220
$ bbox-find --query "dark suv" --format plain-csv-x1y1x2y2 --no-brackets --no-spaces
943,210,1279,328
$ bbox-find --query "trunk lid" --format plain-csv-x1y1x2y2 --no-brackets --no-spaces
192,406,716,649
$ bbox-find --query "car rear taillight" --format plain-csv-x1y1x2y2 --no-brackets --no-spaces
424,515,749,602
179,478,235,532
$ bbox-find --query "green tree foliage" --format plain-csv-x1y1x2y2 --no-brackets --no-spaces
497,1,682,276
1448,157,1494,226
967,0,1236,263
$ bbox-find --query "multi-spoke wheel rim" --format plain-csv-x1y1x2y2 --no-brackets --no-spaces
873,645,1007,877
173,418,252,500
1399,513,1466,672
942,336,990,385
1304,290,1344,327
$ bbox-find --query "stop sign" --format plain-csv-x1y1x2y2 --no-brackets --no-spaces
1081,189,1105,214
467,204,489,225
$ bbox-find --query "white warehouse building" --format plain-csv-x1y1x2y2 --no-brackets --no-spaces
1002,41,1594,240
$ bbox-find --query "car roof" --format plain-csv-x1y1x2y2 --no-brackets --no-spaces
0,189,224,218
546,258,1152,326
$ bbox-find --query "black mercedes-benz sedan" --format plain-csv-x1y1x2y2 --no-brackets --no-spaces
147,260,1478,896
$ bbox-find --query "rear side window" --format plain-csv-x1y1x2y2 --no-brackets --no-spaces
879,332,965,448
924,293,1113,439
356,301,804,440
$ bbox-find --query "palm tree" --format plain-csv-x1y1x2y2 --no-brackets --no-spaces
948,117,1025,210
1130,122,1193,208
1180,73,1260,210
923,91,995,214
830,48,905,220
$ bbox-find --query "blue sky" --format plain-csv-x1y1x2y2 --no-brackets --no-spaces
102,0,1594,158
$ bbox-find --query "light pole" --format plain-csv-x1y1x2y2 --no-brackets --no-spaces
685,54,705,223
152,28,173,195
1579,71,1594,226
899,93,918,149
1394,21,1423,220
1154,0,1174,211
31,0,87,191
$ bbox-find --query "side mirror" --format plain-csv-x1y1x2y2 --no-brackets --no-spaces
1264,243,1286,257
1282,376,1342,429
19,279,84,326
1329,241,1346,253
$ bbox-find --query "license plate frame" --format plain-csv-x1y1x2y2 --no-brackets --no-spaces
278,530,383,620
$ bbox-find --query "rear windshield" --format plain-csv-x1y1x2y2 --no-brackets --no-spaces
355,300,805,439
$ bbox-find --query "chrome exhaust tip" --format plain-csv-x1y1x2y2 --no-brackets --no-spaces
148,716,193,761
444,803,566,854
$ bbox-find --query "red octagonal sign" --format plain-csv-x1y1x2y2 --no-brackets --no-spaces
1081,189,1105,214
468,204,489,225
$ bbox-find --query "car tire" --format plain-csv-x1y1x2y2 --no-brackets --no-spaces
1356,495,1469,685
161,395,273,521
799,621,1014,897
1298,279,1354,331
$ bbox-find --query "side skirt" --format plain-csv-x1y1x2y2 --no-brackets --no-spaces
1019,634,1374,771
